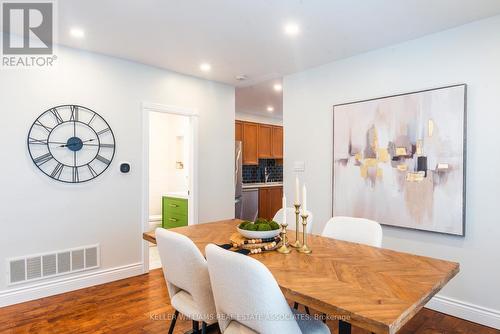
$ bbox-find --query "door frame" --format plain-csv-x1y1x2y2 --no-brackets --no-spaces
141,102,199,274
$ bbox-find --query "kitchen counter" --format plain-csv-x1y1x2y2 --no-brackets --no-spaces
242,182,283,189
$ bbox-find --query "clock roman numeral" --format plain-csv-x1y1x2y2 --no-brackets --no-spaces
50,108,64,124
72,167,80,183
95,155,111,165
34,153,53,166
100,143,115,148
28,137,48,145
70,106,79,122
97,128,110,136
87,164,98,177
51,163,64,179
88,113,96,125
34,120,53,133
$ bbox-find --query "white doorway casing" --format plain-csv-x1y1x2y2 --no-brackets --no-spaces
141,102,199,274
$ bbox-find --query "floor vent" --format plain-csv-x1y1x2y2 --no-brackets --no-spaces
7,245,100,285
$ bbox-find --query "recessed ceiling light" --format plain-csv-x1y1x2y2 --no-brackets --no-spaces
70,28,85,38
284,22,300,36
267,106,274,112
200,63,211,72
273,83,282,92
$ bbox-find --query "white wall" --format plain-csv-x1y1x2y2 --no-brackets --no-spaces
149,112,190,217
236,111,283,126
284,15,500,327
0,44,234,304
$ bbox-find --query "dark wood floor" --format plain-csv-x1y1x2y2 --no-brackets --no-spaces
0,269,497,334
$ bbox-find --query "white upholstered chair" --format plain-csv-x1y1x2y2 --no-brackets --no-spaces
321,216,383,247
205,243,330,334
156,228,217,334
273,207,314,234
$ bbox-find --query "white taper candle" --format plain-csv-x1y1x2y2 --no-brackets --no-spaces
282,195,287,225
295,175,300,204
302,184,307,214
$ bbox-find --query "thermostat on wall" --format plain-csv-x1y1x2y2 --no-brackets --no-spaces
120,162,131,173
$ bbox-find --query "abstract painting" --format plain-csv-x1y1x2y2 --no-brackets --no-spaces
333,85,466,235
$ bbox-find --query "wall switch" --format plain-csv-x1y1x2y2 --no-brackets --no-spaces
293,161,305,172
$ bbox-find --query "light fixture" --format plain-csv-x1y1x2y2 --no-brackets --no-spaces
267,106,274,112
284,22,300,36
273,83,282,92
70,28,85,38
200,63,211,72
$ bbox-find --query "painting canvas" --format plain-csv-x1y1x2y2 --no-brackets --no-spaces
333,85,466,235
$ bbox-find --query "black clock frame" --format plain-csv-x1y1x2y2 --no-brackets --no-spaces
27,104,116,184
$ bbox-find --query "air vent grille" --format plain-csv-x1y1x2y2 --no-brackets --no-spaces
7,245,100,285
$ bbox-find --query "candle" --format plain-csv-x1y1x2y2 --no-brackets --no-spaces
295,175,300,204
282,195,287,225
302,184,307,214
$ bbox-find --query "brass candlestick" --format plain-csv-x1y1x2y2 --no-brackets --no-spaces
276,220,292,254
290,204,302,248
298,214,312,254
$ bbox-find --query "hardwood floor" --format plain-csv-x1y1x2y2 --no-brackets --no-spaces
0,269,497,334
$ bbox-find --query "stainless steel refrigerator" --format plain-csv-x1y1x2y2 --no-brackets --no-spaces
234,141,243,218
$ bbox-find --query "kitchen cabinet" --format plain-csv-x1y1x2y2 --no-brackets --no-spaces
236,120,284,164
162,196,188,229
258,186,283,221
272,126,283,158
242,122,259,165
258,124,273,158
235,121,243,142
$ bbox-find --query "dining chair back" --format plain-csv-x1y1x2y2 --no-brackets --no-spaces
206,243,303,333
321,216,383,247
273,207,314,233
156,228,217,333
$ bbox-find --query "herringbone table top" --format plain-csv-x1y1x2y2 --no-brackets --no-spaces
143,219,459,334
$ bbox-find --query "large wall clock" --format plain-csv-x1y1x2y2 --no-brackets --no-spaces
27,105,116,183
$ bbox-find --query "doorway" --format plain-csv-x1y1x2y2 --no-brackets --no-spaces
141,103,199,272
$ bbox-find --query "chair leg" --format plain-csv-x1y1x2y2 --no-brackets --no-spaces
339,320,351,334
293,302,299,310
304,306,310,315
201,322,207,334
193,320,200,334
168,310,179,334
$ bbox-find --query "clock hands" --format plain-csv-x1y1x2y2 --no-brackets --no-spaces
57,138,96,148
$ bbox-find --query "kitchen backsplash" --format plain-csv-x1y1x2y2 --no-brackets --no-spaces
243,159,283,183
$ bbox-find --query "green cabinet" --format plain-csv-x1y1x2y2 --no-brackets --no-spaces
162,196,188,229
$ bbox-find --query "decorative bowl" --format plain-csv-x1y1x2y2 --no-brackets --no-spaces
237,227,281,239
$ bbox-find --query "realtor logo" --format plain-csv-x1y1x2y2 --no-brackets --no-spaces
1,1,56,68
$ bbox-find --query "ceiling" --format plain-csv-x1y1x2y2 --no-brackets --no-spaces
236,79,283,118
51,0,500,86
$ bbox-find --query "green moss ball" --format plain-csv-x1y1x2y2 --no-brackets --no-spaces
257,224,272,231
245,224,258,231
269,221,281,230
255,218,269,225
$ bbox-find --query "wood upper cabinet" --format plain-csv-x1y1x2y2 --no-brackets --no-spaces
272,126,283,159
258,124,273,158
242,122,259,165
258,186,283,221
235,121,243,142
237,120,283,164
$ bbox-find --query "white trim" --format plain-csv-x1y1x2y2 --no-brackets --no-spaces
149,214,162,222
0,263,143,307
141,102,199,274
427,294,500,330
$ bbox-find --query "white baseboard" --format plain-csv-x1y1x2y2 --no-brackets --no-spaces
427,294,500,330
0,262,143,307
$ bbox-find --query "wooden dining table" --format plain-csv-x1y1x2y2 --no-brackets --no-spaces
143,219,459,334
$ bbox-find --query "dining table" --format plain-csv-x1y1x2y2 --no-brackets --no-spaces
143,219,459,334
